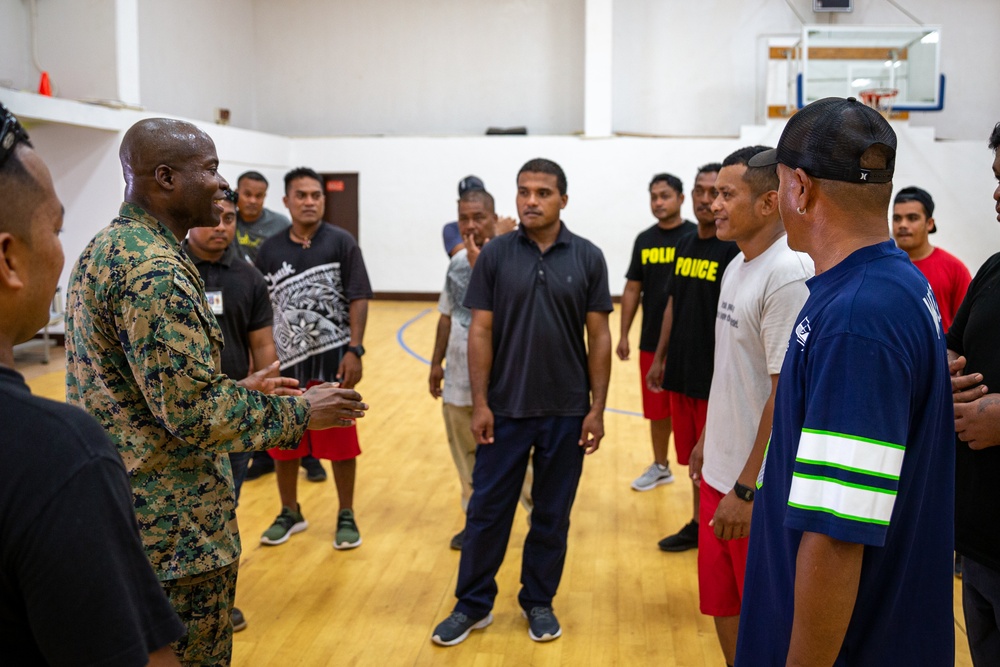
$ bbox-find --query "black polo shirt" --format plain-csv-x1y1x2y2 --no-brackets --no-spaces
463,221,612,418
181,241,274,380
948,251,1000,572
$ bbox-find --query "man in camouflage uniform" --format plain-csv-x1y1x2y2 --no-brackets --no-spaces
65,118,369,665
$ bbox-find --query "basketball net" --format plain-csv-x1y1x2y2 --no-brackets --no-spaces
859,88,898,119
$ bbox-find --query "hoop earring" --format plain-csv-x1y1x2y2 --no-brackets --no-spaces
796,206,806,215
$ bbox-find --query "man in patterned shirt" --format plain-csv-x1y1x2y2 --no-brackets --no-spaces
65,118,369,664
255,166,373,551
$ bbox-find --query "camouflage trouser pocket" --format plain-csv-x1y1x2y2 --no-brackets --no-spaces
163,562,238,666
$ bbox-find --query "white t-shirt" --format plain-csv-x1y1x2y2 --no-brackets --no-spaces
700,237,813,494
438,249,473,406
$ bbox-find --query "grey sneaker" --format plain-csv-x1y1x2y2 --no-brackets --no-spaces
523,607,562,642
631,462,674,491
333,509,362,550
431,611,493,646
260,504,308,545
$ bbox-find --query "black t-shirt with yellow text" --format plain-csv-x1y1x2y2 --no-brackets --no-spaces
625,221,696,351
663,233,739,399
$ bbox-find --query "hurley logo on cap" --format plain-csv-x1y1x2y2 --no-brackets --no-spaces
747,97,897,185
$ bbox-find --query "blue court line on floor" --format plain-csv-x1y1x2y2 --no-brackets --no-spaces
396,308,433,365
396,308,644,418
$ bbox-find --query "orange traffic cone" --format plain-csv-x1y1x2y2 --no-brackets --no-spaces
38,71,51,96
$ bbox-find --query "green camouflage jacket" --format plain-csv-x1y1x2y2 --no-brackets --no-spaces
65,202,309,581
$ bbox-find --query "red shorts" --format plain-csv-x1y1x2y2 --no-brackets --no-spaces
269,380,362,462
666,391,707,466
639,351,671,421
697,481,750,617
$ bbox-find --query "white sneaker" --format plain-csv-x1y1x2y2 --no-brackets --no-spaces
631,462,674,491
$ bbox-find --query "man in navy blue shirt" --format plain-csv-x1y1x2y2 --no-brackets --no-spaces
431,158,612,647
737,98,954,666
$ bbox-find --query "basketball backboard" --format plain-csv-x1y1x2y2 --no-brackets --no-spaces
799,25,943,111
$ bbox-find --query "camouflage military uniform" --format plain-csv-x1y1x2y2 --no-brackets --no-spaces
65,203,309,658
162,562,239,665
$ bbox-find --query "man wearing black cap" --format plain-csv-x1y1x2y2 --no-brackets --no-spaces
892,185,971,331
735,97,954,665
947,122,1000,665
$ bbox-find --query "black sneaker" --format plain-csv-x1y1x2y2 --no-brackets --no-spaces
523,606,561,642
231,607,247,632
658,520,699,552
431,611,493,646
244,454,274,480
450,529,464,550
302,456,327,482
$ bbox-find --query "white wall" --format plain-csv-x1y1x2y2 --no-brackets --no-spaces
250,0,585,136
0,0,32,91
137,0,258,127
0,0,121,101
292,125,1000,294
7,88,998,305
5,0,998,140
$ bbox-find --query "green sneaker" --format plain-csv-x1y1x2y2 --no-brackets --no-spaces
260,504,308,545
334,509,362,550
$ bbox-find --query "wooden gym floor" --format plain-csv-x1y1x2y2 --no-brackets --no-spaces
19,301,971,666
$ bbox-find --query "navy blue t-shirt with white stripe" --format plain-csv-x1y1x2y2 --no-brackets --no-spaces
737,240,954,665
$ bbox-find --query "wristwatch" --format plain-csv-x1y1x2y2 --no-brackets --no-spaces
346,345,365,358
733,481,756,502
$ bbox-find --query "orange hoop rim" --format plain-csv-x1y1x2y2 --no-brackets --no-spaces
859,88,899,109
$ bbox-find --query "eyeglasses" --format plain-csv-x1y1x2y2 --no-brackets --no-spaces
0,103,33,171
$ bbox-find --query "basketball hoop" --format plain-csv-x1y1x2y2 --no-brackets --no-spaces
859,88,898,119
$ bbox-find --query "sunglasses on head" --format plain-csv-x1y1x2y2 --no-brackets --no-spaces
0,104,33,170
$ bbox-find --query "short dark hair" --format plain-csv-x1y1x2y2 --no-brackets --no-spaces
649,173,683,195
0,150,41,241
0,105,42,241
518,158,567,195
697,162,723,179
459,189,495,214
223,189,238,205
722,146,779,198
238,171,268,188
284,167,323,193
894,186,934,218
989,122,1000,152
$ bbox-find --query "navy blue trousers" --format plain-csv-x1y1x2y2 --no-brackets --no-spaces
454,415,585,618
964,555,1000,665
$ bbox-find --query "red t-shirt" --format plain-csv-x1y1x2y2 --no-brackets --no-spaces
912,247,972,332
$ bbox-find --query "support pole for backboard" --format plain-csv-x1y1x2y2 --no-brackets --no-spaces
584,0,613,138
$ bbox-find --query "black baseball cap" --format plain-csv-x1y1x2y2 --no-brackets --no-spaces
458,175,485,196
748,97,896,184
894,186,935,232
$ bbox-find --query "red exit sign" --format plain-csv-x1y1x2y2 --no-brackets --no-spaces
326,180,345,192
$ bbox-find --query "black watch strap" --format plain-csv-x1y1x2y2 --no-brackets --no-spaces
733,481,756,502
346,345,365,358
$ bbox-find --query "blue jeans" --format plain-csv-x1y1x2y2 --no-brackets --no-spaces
963,555,1000,666
454,415,585,618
